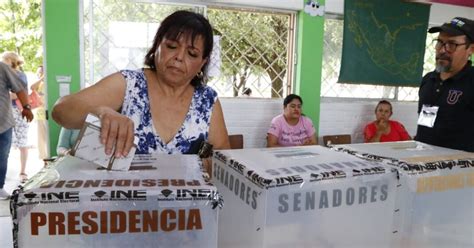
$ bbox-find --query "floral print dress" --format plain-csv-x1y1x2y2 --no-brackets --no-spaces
120,69,217,155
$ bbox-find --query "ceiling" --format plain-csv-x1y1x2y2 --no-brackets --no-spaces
419,0,474,8
432,0,474,7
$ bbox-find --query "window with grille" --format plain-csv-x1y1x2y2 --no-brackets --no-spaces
82,0,196,87
206,8,294,98
82,0,295,98
321,16,437,101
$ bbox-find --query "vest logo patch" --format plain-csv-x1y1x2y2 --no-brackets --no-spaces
447,90,463,105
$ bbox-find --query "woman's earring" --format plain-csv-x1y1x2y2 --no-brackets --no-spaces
196,71,204,79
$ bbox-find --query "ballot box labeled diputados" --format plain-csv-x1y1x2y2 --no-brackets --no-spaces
10,154,221,248
333,141,474,248
212,146,398,248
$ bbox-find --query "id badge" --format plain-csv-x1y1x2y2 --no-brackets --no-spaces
417,105,439,128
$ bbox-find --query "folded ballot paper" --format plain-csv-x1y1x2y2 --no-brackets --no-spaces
72,114,137,171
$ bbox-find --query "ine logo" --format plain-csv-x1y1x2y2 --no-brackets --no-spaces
310,170,346,182
22,191,80,204
246,170,272,188
352,167,385,177
161,189,173,197
214,152,227,164
176,189,213,200
91,190,147,202
157,189,175,202
273,175,304,187
23,192,37,201
94,190,107,198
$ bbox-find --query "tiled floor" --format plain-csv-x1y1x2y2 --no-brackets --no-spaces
0,121,45,247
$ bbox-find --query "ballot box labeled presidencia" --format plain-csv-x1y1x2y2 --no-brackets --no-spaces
10,154,221,248
212,145,399,248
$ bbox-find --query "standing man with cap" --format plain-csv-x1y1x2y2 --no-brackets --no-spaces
416,17,474,152
0,62,33,199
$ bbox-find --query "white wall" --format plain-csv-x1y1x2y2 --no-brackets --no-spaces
318,98,419,144
221,98,282,148
221,98,419,148
428,3,474,25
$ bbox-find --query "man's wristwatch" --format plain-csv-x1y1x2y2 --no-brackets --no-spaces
22,104,32,110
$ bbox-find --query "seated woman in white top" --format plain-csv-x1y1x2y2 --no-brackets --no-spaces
267,94,317,147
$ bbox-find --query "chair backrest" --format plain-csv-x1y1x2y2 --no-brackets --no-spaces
322,134,351,147
229,134,244,149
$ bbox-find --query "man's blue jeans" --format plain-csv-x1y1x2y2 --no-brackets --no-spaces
0,128,13,189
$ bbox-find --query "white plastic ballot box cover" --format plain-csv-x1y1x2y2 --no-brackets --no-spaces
332,141,474,248
10,154,221,248
212,145,398,248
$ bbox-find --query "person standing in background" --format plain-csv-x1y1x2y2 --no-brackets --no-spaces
416,17,474,152
30,65,48,160
1,51,31,183
0,61,33,199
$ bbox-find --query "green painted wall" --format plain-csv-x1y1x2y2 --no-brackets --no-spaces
295,0,325,133
44,0,80,156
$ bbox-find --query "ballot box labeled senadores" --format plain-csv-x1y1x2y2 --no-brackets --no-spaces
332,141,474,248
10,154,221,248
212,146,399,248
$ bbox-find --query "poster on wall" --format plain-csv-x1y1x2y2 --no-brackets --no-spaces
339,0,430,86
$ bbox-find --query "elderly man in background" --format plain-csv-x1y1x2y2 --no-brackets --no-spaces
416,17,474,152
0,61,33,199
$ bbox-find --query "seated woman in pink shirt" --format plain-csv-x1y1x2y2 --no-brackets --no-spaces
364,100,411,143
267,94,317,147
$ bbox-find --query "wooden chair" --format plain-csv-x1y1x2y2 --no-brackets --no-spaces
228,134,244,149
322,134,351,147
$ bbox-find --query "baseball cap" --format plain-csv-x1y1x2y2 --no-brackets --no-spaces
428,17,474,42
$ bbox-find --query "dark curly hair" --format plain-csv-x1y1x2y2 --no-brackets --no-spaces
144,10,214,87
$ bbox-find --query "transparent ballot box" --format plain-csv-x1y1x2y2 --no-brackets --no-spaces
10,154,220,248
333,141,474,248
212,146,398,248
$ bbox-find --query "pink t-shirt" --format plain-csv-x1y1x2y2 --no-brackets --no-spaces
267,114,316,147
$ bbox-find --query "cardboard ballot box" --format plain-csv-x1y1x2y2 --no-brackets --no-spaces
212,146,398,248
10,154,220,248
333,141,474,248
